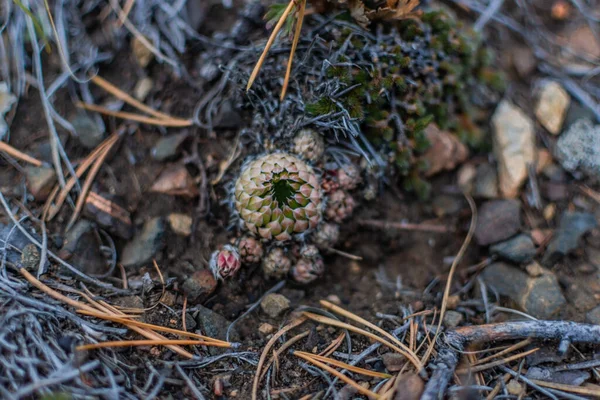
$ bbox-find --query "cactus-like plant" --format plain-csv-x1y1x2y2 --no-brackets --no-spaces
237,236,264,264
313,222,340,249
292,129,325,162
234,153,323,241
210,245,241,280
262,247,292,279
325,190,356,223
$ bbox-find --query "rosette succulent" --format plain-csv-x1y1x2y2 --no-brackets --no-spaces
292,129,325,162
262,247,292,280
237,236,264,264
210,245,241,280
313,222,340,249
234,153,323,241
325,190,356,223
292,256,325,284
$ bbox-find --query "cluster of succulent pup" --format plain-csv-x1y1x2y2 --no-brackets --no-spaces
209,128,363,284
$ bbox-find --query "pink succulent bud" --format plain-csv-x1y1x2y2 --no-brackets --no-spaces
292,256,325,284
325,190,356,223
337,164,362,190
238,236,264,264
210,245,241,280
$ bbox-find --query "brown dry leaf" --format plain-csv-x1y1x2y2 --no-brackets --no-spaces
366,0,421,22
348,0,370,28
150,164,199,198
421,124,469,177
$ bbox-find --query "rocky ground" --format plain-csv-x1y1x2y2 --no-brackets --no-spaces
1,0,600,399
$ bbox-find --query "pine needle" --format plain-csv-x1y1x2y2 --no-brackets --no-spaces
294,351,392,379
280,0,306,100
0,141,43,167
455,348,539,374
77,339,231,351
77,102,193,127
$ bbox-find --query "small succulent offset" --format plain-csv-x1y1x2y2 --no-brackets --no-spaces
292,256,325,284
262,247,292,280
237,236,264,264
325,190,356,223
292,129,325,162
210,245,242,280
313,222,340,250
234,153,323,241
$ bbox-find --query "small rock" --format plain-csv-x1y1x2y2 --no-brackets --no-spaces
536,148,553,173
121,217,166,268
84,191,133,239
543,203,556,222
258,323,275,335
526,262,545,277
326,294,342,305
527,367,590,386
457,163,476,193
443,310,464,328
150,164,199,197
531,229,552,246
132,37,154,67
481,262,566,319
393,373,424,400
564,282,597,312
556,119,600,176
382,352,406,372
535,80,570,135
168,213,193,236
114,295,144,310
511,46,537,78
182,269,217,303
25,166,56,201
151,133,188,161
134,77,153,101
474,200,522,246
473,163,498,199
71,112,104,149
586,305,600,324
422,124,469,177
506,379,523,395
21,243,40,272
543,211,598,265
492,101,536,198
195,305,238,345
490,234,536,264
260,293,290,318
432,195,463,217
58,219,107,275
0,82,17,139
527,346,567,366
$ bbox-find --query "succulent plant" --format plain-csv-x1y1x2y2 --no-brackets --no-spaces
292,129,325,162
292,256,325,284
313,222,340,249
325,190,356,223
262,247,292,280
300,244,320,259
237,236,264,264
234,153,323,241
210,245,241,280
337,164,362,190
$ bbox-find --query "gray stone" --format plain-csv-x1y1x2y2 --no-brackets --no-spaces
195,305,238,344
71,112,104,149
481,262,566,319
474,200,522,246
151,133,188,161
586,305,600,324
543,212,597,265
442,310,464,328
556,119,600,176
535,80,570,135
181,269,217,302
59,219,107,275
120,217,165,268
382,352,406,372
260,293,291,318
492,101,536,198
25,166,56,201
490,234,536,263
527,367,589,386
473,163,498,199
432,195,464,217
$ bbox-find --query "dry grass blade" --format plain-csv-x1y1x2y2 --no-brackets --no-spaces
65,132,120,230
474,339,532,365
320,300,421,370
252,316,307,400
259,331,310,381
421,194,477,365
77,102,193,127
319,332,345,357
302,312,424,375
294,351,381,399
90,75,173,120
77,339,231,351
246,0,296,92
76,309,230,345
528,379,600,397
0,141,43,167
456,348,539,374
294,351,391,379
280,0,306,100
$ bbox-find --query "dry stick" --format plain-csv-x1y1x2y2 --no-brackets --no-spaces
303,312,425,376
320,300,422,373
65,133,120,230
280,0,306,100
474,338,532,365
528,379,600,397
0,141,43,167
456,348,539,374
246,0,296,92
294,352,380,399
420,321,600,400
357,219,450,233
90,75,174,121
252,317,308,400
76,309,230,345
77,339,231,351
421,194,477,366
294,351,391,379
77,103,193,127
